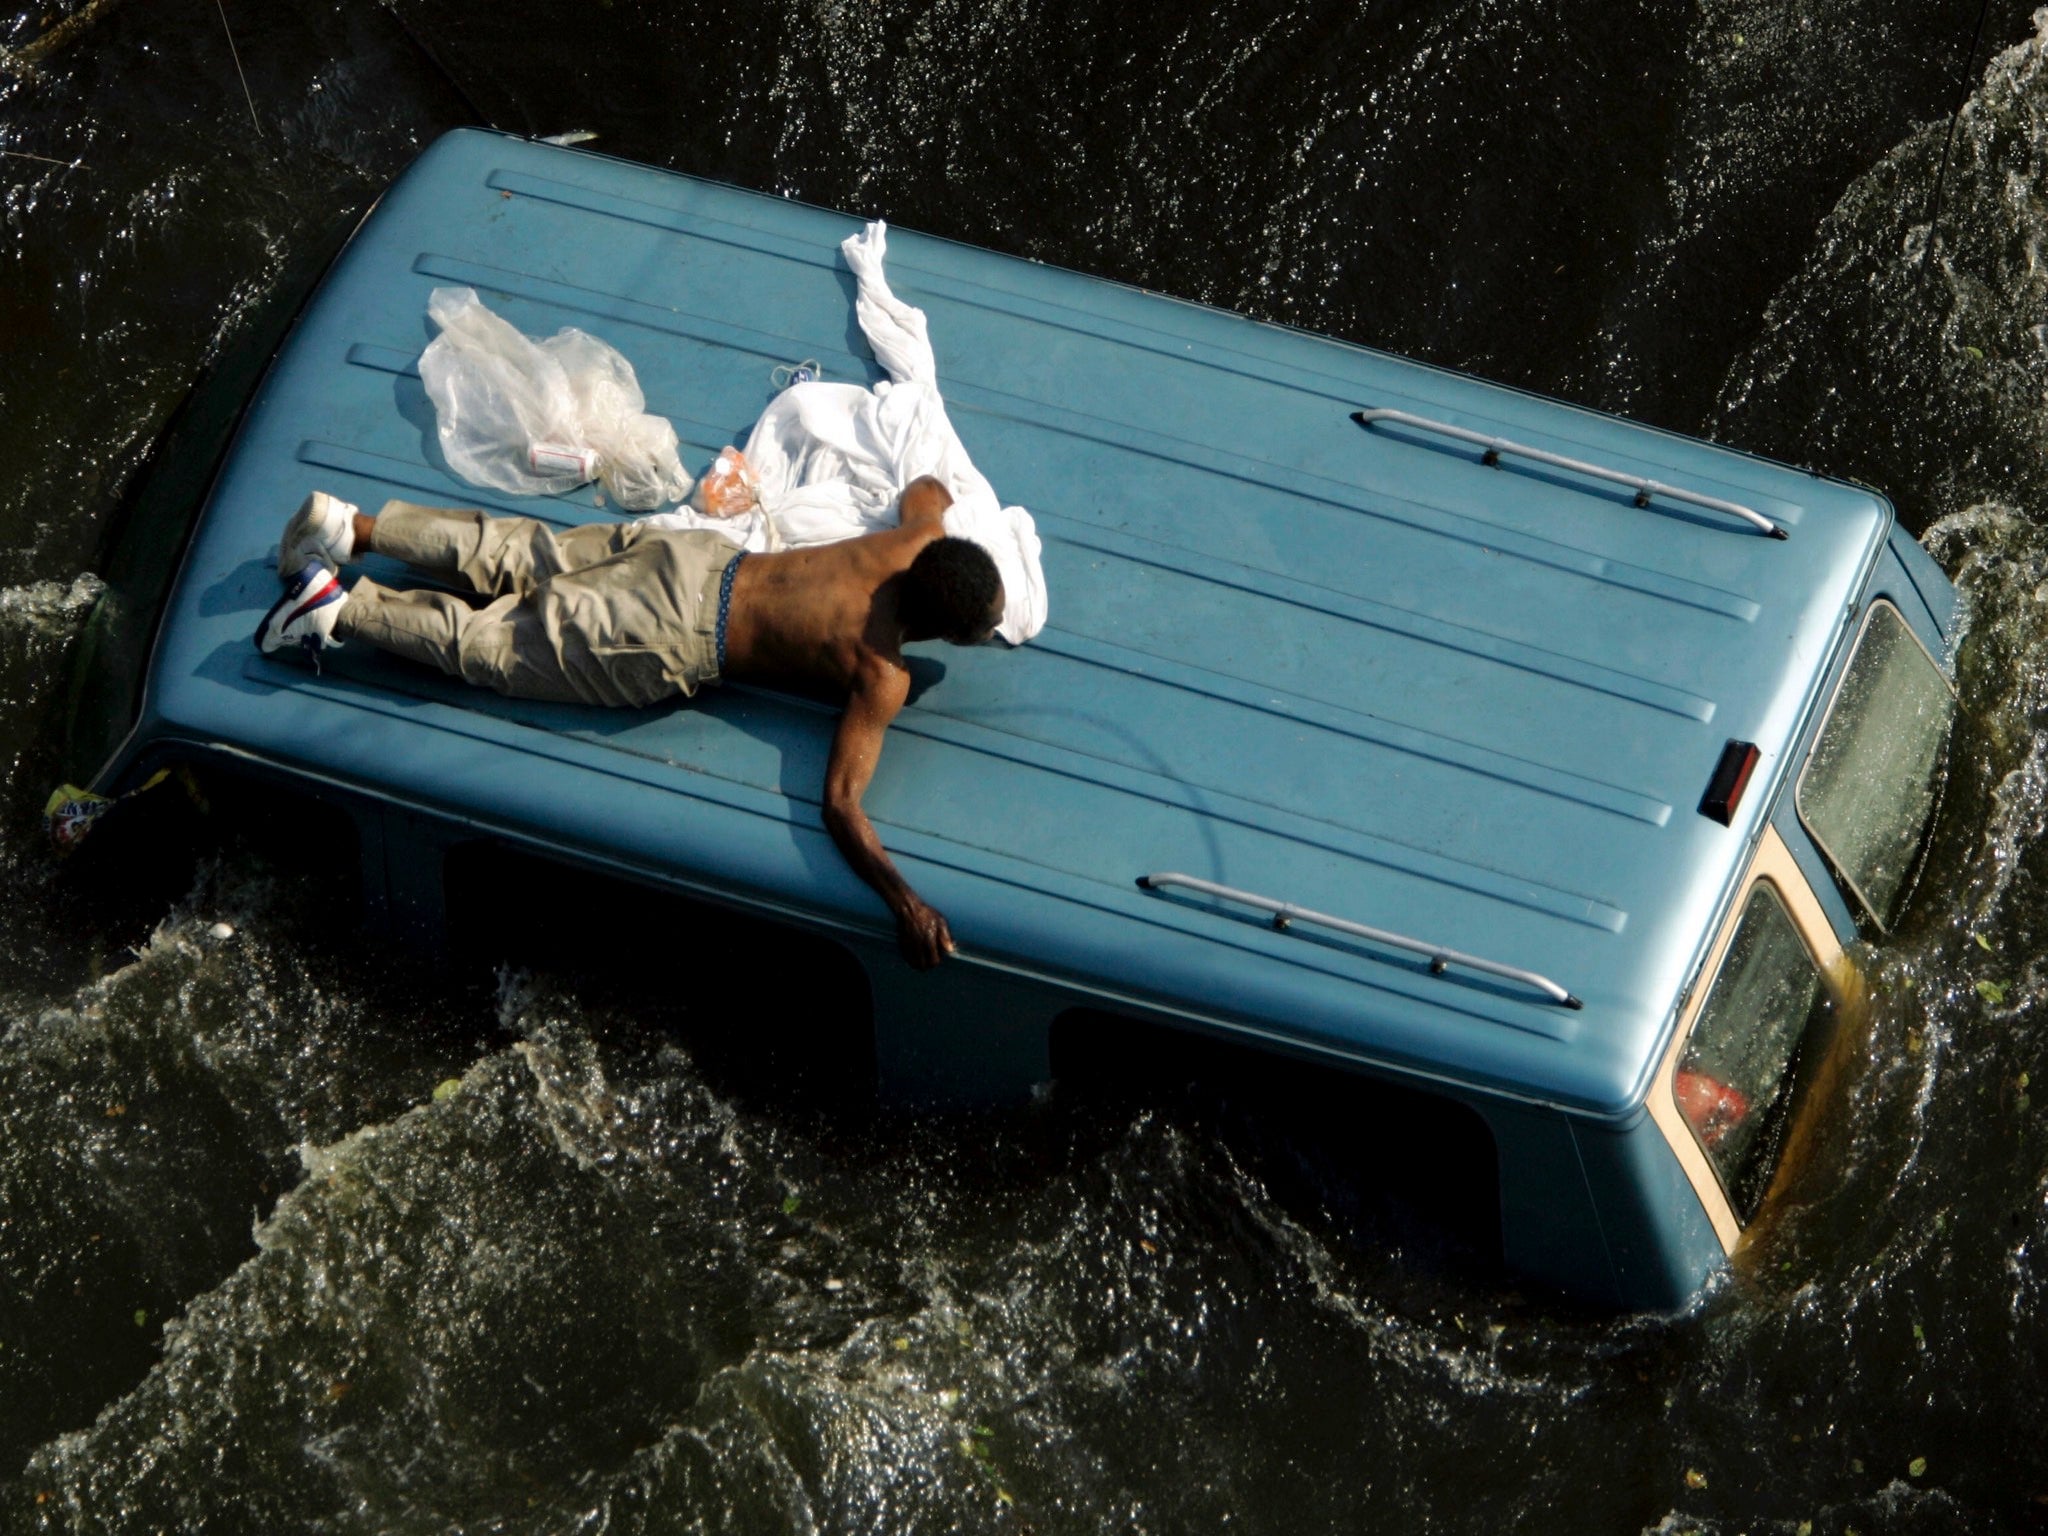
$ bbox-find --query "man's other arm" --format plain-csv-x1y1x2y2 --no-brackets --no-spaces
822,654,955,968
897,474,953,534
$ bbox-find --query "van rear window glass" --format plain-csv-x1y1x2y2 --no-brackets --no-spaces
1676,885,1833,1223
1798,602,1954,928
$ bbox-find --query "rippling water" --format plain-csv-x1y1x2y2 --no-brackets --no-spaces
5,1,2048,1530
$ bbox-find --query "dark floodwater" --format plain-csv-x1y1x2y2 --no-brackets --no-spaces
5,1,2048,1530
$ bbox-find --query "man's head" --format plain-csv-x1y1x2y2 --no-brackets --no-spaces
899,536,1004,645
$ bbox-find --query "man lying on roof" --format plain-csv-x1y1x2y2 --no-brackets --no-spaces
254,481,1000,970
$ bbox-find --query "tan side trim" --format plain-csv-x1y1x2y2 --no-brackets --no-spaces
1646,825,1847,1254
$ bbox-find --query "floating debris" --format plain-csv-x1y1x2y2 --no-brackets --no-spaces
0,148,86,171
213,0,264,140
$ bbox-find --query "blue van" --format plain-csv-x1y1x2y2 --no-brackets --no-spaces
60,129,1958,1310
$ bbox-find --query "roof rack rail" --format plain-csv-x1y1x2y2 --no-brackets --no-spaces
1135,871,1584,1008
1352,406,1786,540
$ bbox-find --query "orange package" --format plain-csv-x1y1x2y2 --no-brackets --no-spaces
689,446,761,518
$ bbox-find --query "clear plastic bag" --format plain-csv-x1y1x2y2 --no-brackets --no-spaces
418,287,693,511
688,446,762,518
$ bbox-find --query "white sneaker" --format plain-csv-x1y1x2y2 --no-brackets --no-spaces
278,491,357,577
254,559,348,666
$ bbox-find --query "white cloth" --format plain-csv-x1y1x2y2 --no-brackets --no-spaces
640,222,1048,645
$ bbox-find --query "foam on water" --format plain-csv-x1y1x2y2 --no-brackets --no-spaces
8,999,1661,1530
1716,7,2048,530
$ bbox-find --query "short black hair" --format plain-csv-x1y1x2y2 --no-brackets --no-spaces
901,536,1002,643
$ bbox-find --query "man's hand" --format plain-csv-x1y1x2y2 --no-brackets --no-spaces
895,897,957,970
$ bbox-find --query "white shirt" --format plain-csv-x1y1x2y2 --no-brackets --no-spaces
639,222,1048,645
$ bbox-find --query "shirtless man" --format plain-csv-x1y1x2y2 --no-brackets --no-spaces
255,476,1001,968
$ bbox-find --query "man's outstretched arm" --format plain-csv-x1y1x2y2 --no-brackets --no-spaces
822,655,955,969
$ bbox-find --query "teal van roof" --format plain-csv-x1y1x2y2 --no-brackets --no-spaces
145,129,1889,1119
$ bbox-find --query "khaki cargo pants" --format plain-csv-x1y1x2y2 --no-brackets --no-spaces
332,500,740,707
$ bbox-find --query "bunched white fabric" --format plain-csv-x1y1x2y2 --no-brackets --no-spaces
642,222,1049,645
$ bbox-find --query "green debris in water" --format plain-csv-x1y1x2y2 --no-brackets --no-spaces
1684,1468,1708,1490
1975,932,1994,951
1911,1322,1925,1345
1909,1456,1928,1478
432,1078,462,1102
1976,980,2008,1005
892,1336,911,1352
780,1193,801,1216
2021,1072,2032,1090
132,1309,147,1328
1962,344,1986,361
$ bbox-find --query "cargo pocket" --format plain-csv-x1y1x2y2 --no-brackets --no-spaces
583,643,689,708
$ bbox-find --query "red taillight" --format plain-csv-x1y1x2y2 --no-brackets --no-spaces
1700,740,1760,826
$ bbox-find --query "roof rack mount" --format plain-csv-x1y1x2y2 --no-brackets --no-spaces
1352,406,1786,540
1135,870,1584,1009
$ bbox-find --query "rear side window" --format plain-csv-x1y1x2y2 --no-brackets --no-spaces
1798,602,1955,928
1675,884,1834,1223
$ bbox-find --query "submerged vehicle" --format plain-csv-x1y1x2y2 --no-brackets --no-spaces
61,129,1957,1310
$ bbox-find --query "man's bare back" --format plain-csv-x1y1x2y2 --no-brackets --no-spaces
722,477,968,690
